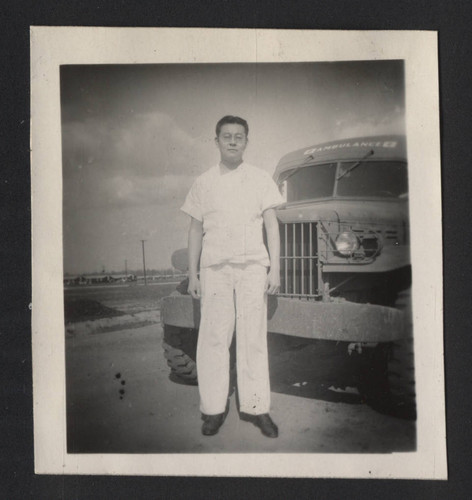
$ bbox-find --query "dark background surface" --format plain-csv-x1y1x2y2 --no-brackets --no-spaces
1,0,471,498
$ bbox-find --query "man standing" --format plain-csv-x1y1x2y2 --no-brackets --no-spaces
181,115,283,437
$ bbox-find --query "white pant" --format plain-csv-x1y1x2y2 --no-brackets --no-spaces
197,263,271,416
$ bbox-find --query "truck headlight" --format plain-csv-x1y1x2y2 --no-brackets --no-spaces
335,231,359,256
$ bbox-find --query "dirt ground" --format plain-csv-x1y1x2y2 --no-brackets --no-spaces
65,285,415,454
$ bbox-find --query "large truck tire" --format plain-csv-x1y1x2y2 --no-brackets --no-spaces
387,288,416,419
358,287,416,420
162,324,198,385
163,341,198,384
387,338,416,418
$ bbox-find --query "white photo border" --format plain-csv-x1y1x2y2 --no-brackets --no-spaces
31,27,446,478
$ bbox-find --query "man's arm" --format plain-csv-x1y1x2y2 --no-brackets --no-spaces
262,208,280,295
187,217,203,299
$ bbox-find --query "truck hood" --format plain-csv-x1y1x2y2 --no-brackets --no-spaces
276,198,409,226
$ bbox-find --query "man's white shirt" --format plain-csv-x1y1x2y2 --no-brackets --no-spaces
181,162,283,268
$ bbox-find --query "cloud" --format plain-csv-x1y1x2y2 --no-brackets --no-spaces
109,173,193,207
328,106,406,142
64,170,194,211
62,111,212,209
111,111,210,177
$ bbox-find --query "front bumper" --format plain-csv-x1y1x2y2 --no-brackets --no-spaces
161,294,408,343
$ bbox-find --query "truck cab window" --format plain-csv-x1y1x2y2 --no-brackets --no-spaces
336,161,408,198
286,163,337,202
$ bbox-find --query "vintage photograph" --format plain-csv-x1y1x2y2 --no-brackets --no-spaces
62,61,414,453
32,28,445,478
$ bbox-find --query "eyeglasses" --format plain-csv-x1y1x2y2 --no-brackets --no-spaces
219,134,247,144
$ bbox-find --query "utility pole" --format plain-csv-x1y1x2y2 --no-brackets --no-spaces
141,240,147,285
125,259,128,277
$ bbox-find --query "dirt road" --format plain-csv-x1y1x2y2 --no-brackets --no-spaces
66,321,415,454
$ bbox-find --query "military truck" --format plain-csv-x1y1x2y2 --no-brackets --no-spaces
161,134,415,419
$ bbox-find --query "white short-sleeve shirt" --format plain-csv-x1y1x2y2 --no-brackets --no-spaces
181,162,284,268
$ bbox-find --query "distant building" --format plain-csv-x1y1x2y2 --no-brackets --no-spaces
63,274,137,286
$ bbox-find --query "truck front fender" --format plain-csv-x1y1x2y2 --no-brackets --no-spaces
161,294,408,343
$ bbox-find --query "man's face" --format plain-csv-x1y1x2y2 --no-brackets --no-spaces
215,123,248,165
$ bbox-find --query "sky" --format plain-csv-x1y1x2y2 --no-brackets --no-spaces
61,61,405,274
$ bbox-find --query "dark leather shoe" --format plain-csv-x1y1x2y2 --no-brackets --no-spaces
241,413,279,438
201,413,226,436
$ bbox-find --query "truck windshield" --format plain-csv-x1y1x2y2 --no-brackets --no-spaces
284,160,408,202
285,163,336,202
336,161,408,198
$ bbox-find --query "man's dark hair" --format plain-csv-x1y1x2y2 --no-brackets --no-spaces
215,115,249,137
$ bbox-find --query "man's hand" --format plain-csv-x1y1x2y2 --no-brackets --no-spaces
265,267,280,295
188,275,201,299
187,217,203,299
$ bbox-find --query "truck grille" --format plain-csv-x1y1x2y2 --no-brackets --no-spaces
279,222,320,299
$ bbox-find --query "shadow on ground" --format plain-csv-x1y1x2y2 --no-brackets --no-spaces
64,297,126,323
166,333,368,405
267,333,364,404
